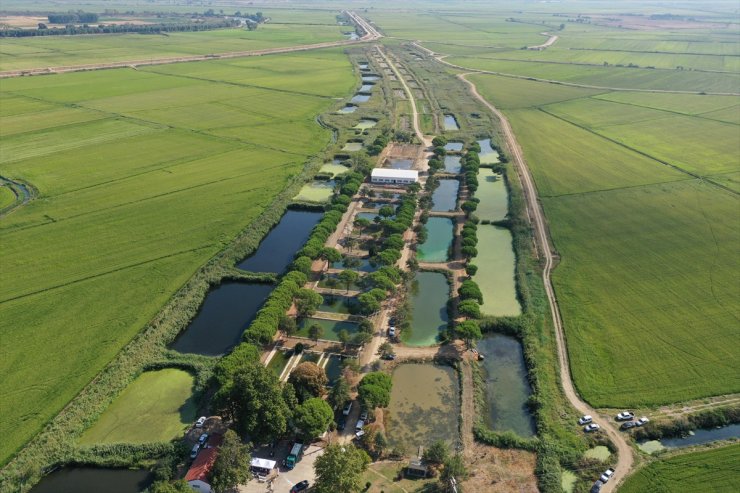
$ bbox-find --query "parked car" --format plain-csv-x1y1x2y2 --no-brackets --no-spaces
616,411,635,421
190,444,200,459
355,419,365,432
290,480,310,493
388,326,396,337
584,423,601,433
382,353,396,360
578,415,593,425
360,410,369,422
343,402,353,416
195,416,207,428
636,417,650,426
198,433,209,445
600,468,615,483
590,480,604,493
621,421,637,430
337,417,346,431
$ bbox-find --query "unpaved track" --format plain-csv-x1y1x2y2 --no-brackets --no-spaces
527,32,559,50
458,73,634,492
0,11,382,79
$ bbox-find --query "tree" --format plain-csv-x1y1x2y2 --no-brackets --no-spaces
354,216,371,235
358,372,392,409
374,431,388,457
319,247,343,264
213,361,290,444
211,429,252,492
352,332,372,345
465,263,478,276
338,329,351,348
344,236,358,253
423,440,449,465
338,269,359,293
456,321,482,348
440,454,468,484
295,289,323,319
378,205,395,218
150,480,192,493
458,300,481,319
357,293,381,315
313,444,371,493
328,376,351,410
379,342,394,358
308,323,324,342
291,255,313,275
432,136,447,147
343,256,363,270
359,319,374,334
293,398,334,441
458,280,484,304
288,362,328,401
279,315,297,336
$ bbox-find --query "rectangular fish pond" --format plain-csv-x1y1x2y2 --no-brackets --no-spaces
403,271,449,346
477,138,500,164
170,282,273,356
444,141,464,152
358,84,375,93
351,93,371,103
417,217,453,263
354,118,377,129
387,158,414,170
342,141,364,152
362,75,381,82
338,104,358,114
478,334,536,437
475,168,508,222
444,156,462,174
318,295,360,314
267,349,293,377
331,255,378,273
387,364,460,450
296,317,360,342
474,225,521,317
431,179,459,212
443,114,459,130
318,273,362,291
319,162,350,178
293,180,336,203
237,210,322,274
30,467,153,493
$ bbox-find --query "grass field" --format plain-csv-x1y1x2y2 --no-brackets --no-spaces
469,73,740,407
620,444,740,493
0,21,346,71
0,48,354,464
79,369,197,444
0,185,15,209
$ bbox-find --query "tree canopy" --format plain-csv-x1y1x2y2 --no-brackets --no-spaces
293,398,334,441
358,372,393,409
211,429,252,492
288,362,328,402
313,443,371,493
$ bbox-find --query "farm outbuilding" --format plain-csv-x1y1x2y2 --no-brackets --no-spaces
371,168,419,185
185,434,222,493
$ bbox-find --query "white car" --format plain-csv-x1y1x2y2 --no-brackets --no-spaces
616,411,635,421
388,326,396,337
190,444,200,459
343,402,353,416
578,415,593,425
584,423,601,433
360,411,369,422
636,417,650,426
195,416,207,428
600,468,615,483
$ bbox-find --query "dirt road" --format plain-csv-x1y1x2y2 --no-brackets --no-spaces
458,73,635,491
527,32,559,50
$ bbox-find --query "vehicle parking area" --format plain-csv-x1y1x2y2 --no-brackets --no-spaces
240,443,324,493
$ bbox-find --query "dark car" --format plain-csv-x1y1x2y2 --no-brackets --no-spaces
291,480,309,493
337,417,346,431
621,421,637,430
590,480,604,493
382,353,396,360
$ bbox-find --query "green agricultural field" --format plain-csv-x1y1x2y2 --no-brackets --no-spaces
470,73,740,407
0,184,16,209
0,48,354,464
620,444,740,493
0,22,346,71
80,369,197,444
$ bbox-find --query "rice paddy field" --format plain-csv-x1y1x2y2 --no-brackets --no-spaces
0,13,347,71
620,444,740,493
79,369,197,445
0,48,354,464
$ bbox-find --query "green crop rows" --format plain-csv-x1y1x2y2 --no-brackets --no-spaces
0,48,353,464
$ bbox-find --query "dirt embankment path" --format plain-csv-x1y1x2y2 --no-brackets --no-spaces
457,73,635,492
527,32,559,50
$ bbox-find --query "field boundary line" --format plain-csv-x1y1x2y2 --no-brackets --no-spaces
456,71,635,492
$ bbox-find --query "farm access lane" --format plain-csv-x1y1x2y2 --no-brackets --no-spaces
457,71,634,492
0,10,383,79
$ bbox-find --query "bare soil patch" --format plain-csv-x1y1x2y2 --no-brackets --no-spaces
461,442,538,493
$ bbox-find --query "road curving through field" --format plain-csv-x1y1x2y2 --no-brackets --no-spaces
457,72,635,492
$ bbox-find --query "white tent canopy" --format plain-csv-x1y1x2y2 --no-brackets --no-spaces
250,458,277,470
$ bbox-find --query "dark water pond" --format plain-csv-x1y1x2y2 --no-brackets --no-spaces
351,93,371,103
478,334,536,437
171,282,273,356
431,179,459,212
359,84,375,92
332,255,377,273
388,158,413,170
444,141,464,152
362,75,380,82
30,468,153,493
237,210,322,273
444,114,459,130
638,423,740,453
444,156,462,173
318,295,359,314
338,105,358,114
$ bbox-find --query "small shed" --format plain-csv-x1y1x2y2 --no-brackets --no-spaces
405,458,428,478
250,457,277,477
371,168,419,185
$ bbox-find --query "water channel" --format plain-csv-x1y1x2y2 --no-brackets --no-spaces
404,271,449,346
171,282,273,356
638,423,740,454
417,217,453,263
477,334,536,437
237,210,322,273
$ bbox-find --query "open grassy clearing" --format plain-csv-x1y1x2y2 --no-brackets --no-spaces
0,49,354,464
0,22,346,71
620,444,740,493
470,73,740,407
0,185,16,209
79,369,197,445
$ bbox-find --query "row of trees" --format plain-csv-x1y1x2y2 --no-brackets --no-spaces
5,19,240,37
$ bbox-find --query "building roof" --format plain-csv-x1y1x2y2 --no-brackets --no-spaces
371,168,419,179
250,458,277,470
185,447,218,483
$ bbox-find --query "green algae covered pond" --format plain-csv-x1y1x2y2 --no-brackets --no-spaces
387,364,460,450
417,217,453,263
476,168,508,222
474,226,521,317
404,271,449,346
